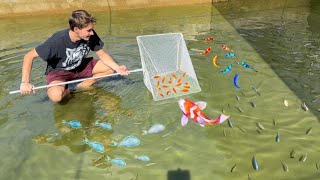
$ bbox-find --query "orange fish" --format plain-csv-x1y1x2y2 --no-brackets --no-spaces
171,73,177,79
204,37,214,41
166,90,171,95
185,82,189,85
162,85,170,88
162,76,166,83
156,81,160,88
182,72,187,78
180,89,189,93
159,93,164,97
168,78,173,84
177,78,182,83
183,85,190,89
172,88,177,94
200,47,211,55
153,75,161,79
175,83,182,87
222,45,232,51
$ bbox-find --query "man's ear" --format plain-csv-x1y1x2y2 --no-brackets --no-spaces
74,27,80,34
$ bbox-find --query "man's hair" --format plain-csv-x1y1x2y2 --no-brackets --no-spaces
69,10,96,31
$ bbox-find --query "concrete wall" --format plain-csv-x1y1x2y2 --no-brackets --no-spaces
0,0,222,17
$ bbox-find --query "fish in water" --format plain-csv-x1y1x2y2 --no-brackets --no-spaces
233,74,240,89
225,53,235,57
241,61,258,72
142,124,165,135
178,99,230,127
222,45,232,51
213,55,220,68
290,150,296,158
204,37,214,41
275,132,280,143
134,155,151,162
83,137,104,153
221,64,232,74
62,120,82,129
200,47,211,55
112,135,141,147
301,102,309,111
94,121,112,130
252,156,259,170
106,156,126,167
228,119,234,128
282,162,289,172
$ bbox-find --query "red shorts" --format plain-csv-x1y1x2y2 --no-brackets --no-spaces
46,58,99,85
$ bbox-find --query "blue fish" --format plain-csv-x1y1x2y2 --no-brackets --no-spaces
241,61,258,72
252,156,259,170
94,121,112,130
134,155,151,162
275,132,280,143
112,135,141,147
62,120,82,129
225,53,235,57
106,156,126,167
83,137,104,153
221,64,232,74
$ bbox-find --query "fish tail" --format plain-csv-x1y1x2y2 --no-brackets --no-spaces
142,130,148,135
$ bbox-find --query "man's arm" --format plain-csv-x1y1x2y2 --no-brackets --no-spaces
95,49,129,75
20,48,39,94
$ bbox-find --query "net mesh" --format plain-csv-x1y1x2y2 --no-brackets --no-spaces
137,33,201,101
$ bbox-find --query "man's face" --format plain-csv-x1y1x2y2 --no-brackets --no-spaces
74,23,94,41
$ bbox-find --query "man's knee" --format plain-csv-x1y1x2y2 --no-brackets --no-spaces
47,87,67,103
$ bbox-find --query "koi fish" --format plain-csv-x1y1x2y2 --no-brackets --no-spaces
183,85,190,89
221,64,232,74
200,47,211,55
212,55,219,68
172,88,177,94
225,53,235,57
153,75,161,79
241,61,258,72
175,83,182,87
162,85,170,88
166,90,171,95
171,73,177,79
158,93,164,97
178,99,230,127
222,45,232,51
177,78,182,83
204,37,214,41
161,76,166,83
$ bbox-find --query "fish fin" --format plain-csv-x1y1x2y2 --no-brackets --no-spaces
181,114,189,126
199,123,205,127
197,117,206,126
215,114,230,124
142,130,148,135
195,101,207,110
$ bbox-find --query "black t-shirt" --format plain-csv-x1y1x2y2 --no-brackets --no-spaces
35,29,104,74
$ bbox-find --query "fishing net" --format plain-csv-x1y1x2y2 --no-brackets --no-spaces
137,33,201,101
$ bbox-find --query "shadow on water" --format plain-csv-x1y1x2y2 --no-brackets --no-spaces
167,168,191,180
212,0,320,121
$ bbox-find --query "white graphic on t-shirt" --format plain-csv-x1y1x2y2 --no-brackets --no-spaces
62,43,90,70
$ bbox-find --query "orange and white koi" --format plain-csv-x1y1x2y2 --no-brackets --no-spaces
213,55,219,68
178,99,230,127
200,47,211,55
204,37,214,42
222,45,232,51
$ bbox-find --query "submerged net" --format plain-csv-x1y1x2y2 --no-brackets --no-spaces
137,33,201,101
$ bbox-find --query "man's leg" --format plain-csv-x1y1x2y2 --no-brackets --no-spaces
47,81,69,103
76,60,115,89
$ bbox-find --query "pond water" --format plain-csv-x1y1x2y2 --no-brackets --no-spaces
0,0,319,179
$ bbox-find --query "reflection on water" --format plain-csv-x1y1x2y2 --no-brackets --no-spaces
0,1,320,180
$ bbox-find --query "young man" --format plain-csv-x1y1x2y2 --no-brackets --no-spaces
20,10,129,102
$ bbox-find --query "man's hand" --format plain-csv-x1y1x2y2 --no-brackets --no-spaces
20,82,35,94
115,65,129,75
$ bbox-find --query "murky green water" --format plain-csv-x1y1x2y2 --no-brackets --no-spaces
0,1,320,179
